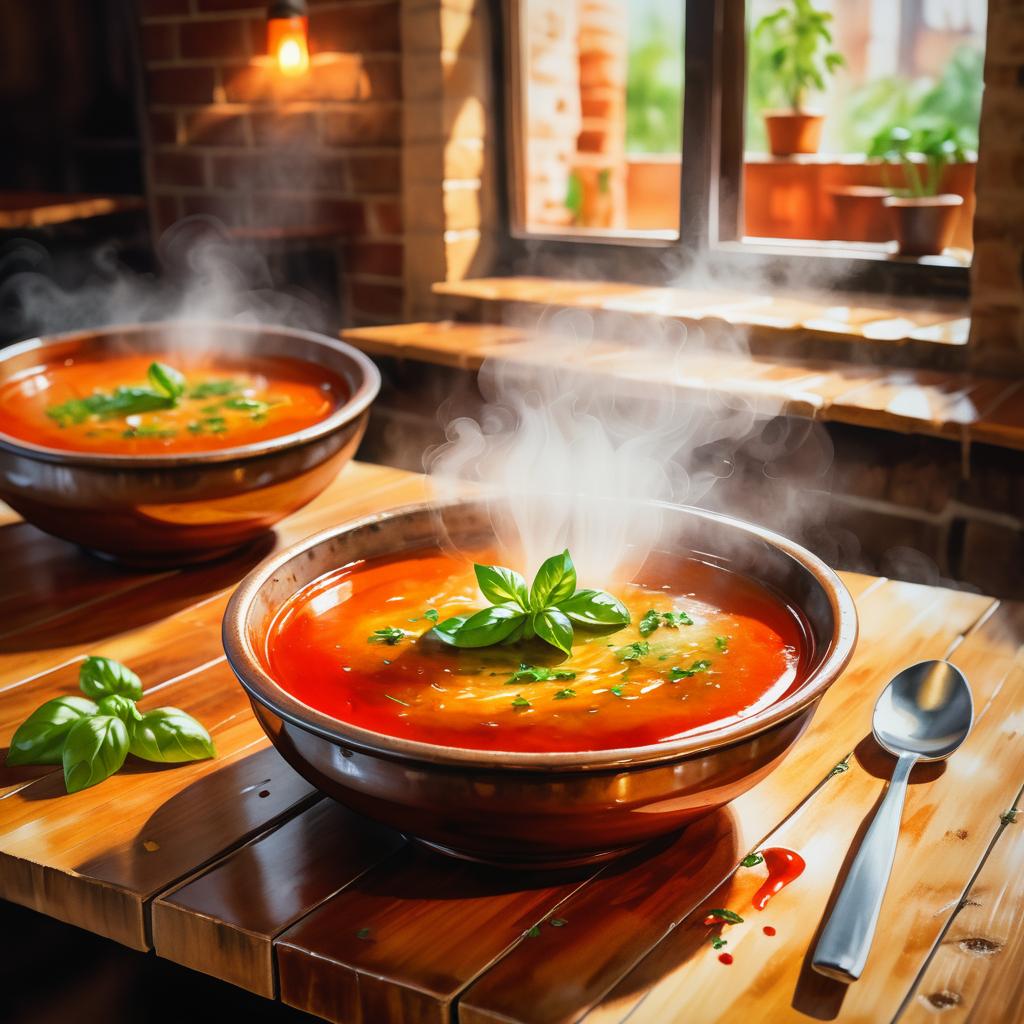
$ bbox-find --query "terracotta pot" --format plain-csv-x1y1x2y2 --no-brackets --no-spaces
224,498,858,868
829,186,893,243
884,194,964,257
764,110,824,157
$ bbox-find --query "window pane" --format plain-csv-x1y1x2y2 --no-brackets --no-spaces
517,0,684,238
743,0,986,262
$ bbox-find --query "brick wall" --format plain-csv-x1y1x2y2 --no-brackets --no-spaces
968,0,1024,374
138,0,403,324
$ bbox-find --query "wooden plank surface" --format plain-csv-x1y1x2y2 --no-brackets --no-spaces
2,458,1023,1024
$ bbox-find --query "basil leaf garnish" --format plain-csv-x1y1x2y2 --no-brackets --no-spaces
529,549,576,609
79,656,143,701
97,694,143,728
129,707,216,763
533,608,573,655
434,605,526,648
475,564,529,609
6,696,98,766
559,589,630,627
62,715,129,793
148,361,186,401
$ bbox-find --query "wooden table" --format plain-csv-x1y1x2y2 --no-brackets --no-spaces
1,461,1021,1024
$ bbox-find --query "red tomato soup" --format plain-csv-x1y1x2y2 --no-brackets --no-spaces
0,351,345,455
264,548,810,753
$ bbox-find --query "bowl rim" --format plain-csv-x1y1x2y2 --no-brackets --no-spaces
0,321,381,467
223,497,859,772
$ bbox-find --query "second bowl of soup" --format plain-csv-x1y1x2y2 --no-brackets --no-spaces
0,322,379,565
224,499,858,867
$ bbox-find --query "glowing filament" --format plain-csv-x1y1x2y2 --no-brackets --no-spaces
268,16,309,77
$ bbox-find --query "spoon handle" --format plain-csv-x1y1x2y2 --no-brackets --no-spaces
812,751,918,983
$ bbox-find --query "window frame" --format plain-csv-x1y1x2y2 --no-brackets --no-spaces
491,0,972,298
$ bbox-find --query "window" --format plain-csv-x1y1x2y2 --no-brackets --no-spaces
500,0,987,291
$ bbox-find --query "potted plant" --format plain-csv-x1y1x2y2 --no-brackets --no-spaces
751,0,845,157
870,125,970,256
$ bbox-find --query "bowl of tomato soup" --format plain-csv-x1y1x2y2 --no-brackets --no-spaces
224,499,857,868
0,322,379,564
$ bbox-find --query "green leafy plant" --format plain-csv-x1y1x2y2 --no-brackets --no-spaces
750,0,844,112
868,124,970,197
46,361,187,428
432,551,629,656
6,656,215,793
625,7,684,155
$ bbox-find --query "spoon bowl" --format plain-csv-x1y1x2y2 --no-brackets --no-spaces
873,660,973,761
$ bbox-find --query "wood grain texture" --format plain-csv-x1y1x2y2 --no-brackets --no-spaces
577,602,1024,1024
457,579,995,1024
153,800,406,997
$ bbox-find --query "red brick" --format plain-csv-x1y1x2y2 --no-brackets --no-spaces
152,193,181,235
179,17,251,60
146,67,217,105
347,152,401,193
180,193,249,226
181,108,248,146
250,110,319,145
360,57,401,101
142,22,177,62
345,241,403,277
321,103,401,147
151,150,206,187
248,195,313,228
211,152,348,192
309,55,376,101
310,2,400,54
141,0,189,16
348,279,404,316
369,198,402,235
148,112,178,145
314,199,367,234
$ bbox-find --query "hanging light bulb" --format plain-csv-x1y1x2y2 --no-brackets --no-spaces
267,0,309,77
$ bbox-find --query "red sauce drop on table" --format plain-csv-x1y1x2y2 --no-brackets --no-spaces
718,953,734,965
752,847,806,911
763,925,776,936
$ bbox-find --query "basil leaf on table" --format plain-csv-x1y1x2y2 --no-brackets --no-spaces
78,656,143,701
532,608,574,656
97,694,143,728
529,549,577,609
129,707,216,763
559,589,630,628
62,715,130,794
434,605,526,649
474,564,529,609
6,696,98,766
147,361,186,401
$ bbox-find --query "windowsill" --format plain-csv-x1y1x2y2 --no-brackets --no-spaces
430,276,970,348
341,320,1024,453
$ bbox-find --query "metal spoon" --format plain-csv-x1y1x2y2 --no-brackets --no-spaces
812,659,973,983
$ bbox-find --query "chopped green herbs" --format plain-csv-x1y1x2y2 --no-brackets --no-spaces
505,663,576,685
432,550,629,655
549,918,567,927
1000,808,1018,826
368,627,409,646
668,659,712,681
704,908,744,925
610,684,625,697
511,694,531,709
526,925,541,938
188,378,242,399
741,852,764,868
355,927,372,940
638,609,693,637
714,635,731,653
552,688,576,700
829,757,851,777
711,936,728,950
423,608,439,623
616,641,650,662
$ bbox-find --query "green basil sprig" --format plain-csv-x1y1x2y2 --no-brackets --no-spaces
433,550,629,656
5,655,215,793
46,361,188,428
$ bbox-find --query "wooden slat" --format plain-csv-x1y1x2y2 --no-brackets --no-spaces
0,659,316,948
276,846,597,1024
153,800,406,997
575,603,1024,1024
900,791,1024,1023
456,581,995,1024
